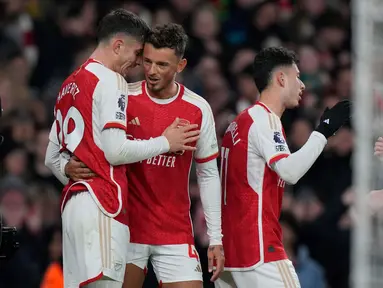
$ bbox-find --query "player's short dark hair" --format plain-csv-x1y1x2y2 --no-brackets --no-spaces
97,9,150,44
253,47,298,93
146,23,188,58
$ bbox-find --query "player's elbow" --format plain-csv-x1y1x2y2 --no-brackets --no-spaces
277,168,299,185
273,159,299,185
44,147,55,171
104,150,122,166
44,155,54,171
280,174,298,185
195,160,220,181
274,167,298,185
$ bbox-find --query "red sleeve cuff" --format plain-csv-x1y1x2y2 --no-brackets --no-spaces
103,122,126,131
195,152,219,163
268,153,289,166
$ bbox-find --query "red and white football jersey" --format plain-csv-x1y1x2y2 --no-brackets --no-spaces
126,81,218,245
220,102,290,270
55,59,129,225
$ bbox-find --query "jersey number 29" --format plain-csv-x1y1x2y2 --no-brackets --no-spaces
56,107,85,152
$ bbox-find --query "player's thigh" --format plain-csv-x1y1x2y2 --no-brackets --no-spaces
151,244,203,286
161,280,202,288
62,192,129,285
215,271,237,288
84,278,122,288
232,260,300,288
122,264,146,288
124,243,151,288
62,206,79,288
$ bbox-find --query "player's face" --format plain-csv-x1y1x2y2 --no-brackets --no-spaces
142,43,187,93
284,64,305,108
113,36,143,78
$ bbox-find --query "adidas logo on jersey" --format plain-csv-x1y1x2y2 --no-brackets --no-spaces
194,264,202,273
323,119,330,124
128,117,140,126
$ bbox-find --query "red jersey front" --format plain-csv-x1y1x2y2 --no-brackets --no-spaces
221,102,290,270
126,81,218,245
54,59,129,224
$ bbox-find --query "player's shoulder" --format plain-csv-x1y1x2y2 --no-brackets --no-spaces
127,80,144,96
84,62,126,92
248,102,281,131
181,85,212,114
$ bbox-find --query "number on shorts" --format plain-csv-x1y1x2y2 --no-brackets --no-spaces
188,244,199,260
56,107,85,152
220,147,229,205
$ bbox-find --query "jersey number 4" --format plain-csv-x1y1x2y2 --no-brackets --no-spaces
220,147,229,205
56,107,85,152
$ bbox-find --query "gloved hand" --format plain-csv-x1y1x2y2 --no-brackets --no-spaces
315,99,352,139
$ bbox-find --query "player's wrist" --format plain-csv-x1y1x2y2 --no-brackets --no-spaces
311,131,327,142
157,135,170,152
208,237,223,247
315,124,332,139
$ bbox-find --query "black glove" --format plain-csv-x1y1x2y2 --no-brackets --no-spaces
315,99,352,139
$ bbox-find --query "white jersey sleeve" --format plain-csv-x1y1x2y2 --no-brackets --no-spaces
249,107,327,184
196,159,222,246
45,122,69,185
194,102,219,163
48,118,59,146
93,71,128,131
249,112,291,167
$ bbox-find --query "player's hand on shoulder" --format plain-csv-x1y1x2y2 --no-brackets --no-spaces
374,137,383,159
207,244,225,282
65,156,97,181
162,118,200,153
315,99,352,139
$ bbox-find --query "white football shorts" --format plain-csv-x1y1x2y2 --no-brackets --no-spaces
215,259,300,288
127,243,203,284
62,192,130,287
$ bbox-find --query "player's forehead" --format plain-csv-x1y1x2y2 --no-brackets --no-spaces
143,43,178,62
281,63,299,76
118,34,144,50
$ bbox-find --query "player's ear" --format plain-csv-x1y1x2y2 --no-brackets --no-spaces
112,39,123,55
177,58,187,74
276,71,285,88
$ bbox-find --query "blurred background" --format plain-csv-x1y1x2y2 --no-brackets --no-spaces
0,0,354,287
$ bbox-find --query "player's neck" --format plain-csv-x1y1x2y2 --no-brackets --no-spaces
148,82,179,99
258,91,285,118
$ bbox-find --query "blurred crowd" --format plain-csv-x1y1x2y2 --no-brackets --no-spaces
0,0,353,287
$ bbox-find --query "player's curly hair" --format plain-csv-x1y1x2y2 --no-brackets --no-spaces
253,47,298,93
146,23,188,58
97,9,150,43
